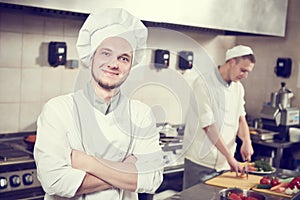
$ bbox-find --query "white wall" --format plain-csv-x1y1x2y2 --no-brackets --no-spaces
2,0,297,133
122,27,236,124
0,11,82,133
0,9,235,133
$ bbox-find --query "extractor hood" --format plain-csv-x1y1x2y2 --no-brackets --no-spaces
0,0,288,37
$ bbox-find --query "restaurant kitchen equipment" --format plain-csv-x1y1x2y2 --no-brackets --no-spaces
260,82,299,141
0,133,44,199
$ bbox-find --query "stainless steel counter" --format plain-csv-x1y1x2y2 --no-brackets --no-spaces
166,169,300,200
166,183,292,200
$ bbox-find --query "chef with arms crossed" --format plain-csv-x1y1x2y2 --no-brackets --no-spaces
34,8,164,200
183,45,256,189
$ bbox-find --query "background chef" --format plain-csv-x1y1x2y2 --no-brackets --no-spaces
183,45,256,189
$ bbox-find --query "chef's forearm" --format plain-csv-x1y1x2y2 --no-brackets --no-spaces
204,124,232,160
71,149,138,191
75,173,112,195
85,156,138,191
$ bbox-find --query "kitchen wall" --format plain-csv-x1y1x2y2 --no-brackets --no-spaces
1,0,298,134
0,8,235,133
238,0,300,119
0,10,83,133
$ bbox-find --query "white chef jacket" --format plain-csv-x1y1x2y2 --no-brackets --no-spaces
34,83,163,200
183,67,246,171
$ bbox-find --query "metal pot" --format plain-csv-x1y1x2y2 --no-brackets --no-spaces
270,92,278,108
219,188,265,200
270,82,293,109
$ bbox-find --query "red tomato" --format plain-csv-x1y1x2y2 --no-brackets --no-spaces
228,192,259,200
228,193,242,200
260,176,271,185
237,193,244,199
271,177,280,187
288,177,300,189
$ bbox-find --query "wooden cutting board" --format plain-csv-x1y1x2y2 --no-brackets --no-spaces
205,171,261,190
206,171,295,198
252,186,293,198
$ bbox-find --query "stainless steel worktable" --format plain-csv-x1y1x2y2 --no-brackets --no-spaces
165,183,293,200
166,169,300,200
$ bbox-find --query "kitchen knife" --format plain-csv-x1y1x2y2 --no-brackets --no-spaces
245,159,249,179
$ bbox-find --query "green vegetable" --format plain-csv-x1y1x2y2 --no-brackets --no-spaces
227,191,231,197
254,160,273,171
256,184,272,189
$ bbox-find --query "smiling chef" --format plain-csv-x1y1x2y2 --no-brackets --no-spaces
34,8,163,200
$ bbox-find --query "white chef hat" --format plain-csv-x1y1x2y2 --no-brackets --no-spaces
76,8,148,67
225,45,253,62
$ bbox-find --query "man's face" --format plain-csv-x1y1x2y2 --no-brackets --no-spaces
229,58,254,82
91,36,133,90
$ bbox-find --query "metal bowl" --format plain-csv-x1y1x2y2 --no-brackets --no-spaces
219,188,266,200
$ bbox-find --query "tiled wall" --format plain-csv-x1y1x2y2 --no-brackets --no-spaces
0,10,83,133
9,1,300,133
2,2,299,134
0,9,235,134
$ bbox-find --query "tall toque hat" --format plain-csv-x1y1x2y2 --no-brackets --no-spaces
76,8,148,67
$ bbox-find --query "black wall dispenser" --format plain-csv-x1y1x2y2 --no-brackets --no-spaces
154,49,170,68
274,58,292,78
178,51,193,70
48,41,67,67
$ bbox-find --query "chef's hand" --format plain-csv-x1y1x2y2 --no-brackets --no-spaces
240,141,254,162
227,156,244,177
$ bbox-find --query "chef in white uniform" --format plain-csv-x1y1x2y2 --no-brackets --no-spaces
34,8,164,200
183,45,255,189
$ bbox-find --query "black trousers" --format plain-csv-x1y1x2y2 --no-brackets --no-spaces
182,158,221,190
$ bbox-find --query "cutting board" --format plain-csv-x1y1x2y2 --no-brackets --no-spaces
252,186,293,198
205,171,261,190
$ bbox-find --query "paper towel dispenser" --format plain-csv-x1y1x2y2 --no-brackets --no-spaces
48,41,67,67
274,58,292,78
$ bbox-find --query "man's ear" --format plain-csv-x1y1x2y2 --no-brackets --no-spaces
228,58,238,66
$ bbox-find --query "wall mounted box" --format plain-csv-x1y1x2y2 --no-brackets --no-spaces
154,49,170,68
178,51,193,70
48,41,67,67
274,58,292,78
